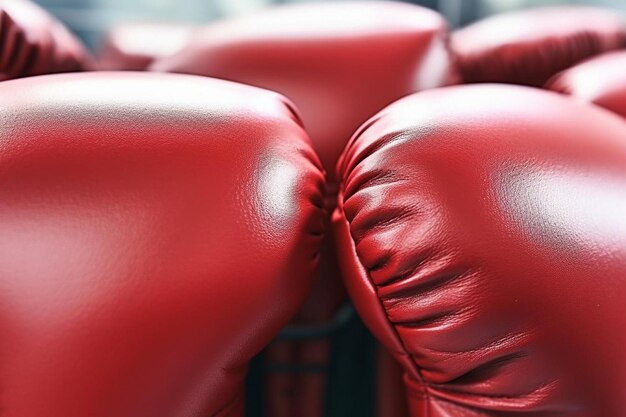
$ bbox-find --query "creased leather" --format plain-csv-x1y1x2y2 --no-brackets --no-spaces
0,0,92,80
151,4,459,415
334,84,626,416
451,6,626,86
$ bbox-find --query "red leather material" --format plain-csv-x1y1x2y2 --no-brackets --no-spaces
0,72,324,417
334,84,626,416
152,4,457,414
98,22,196,70
547,50,626,119
451,6,626,86
0,0,92,80
151,1,459,178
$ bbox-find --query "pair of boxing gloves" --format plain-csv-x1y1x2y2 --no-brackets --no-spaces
3,1,626,416
4,68,626,417
108,3,626,417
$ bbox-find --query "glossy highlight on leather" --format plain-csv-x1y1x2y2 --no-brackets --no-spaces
0,72,324,417
334,84,626,416
150,5,459,414
547,50,626,120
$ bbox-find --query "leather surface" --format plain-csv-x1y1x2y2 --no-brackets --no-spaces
0,72,324,417
151,1,459,178
98,22,197,70
547,50,626,119
151,4,457,414
451,6,626,86
0,0,92,80
334,84,626,416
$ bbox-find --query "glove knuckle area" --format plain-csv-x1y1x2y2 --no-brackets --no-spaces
0,72,324,417
336,84,626,416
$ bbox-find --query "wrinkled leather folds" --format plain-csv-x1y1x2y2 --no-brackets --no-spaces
334,84,626,416
0,0,92,80
151,4,458,415
451,7,626,86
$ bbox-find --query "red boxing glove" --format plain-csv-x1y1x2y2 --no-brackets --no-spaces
0,0,92,80
151,1,459,177
452,6,626,86
0,72,324,417
334,84,626,416
547,50,626,119
151,5,459,415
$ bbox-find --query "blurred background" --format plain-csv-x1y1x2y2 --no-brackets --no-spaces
32,0,626,50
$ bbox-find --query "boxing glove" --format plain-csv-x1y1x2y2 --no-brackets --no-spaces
334,84,626,416
98,22,196,70
0,72,324,417
152,4,457,414
451,6,626,86
0,0,92,80
151,1,458,178
547,50,626,119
